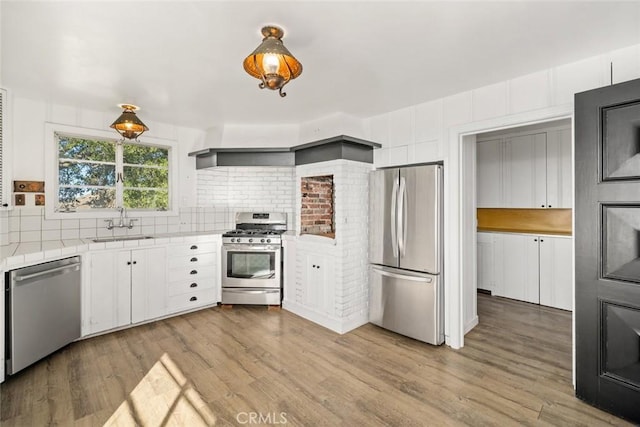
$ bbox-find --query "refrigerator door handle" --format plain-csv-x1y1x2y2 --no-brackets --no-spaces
398,176,407,256
391,178,399,257
371,265,433,283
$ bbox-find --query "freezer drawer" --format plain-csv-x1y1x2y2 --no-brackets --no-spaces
369,265,443,345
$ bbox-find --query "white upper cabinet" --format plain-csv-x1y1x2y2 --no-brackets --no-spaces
477,139,502,208
502,133,547,208
476,125,572,209
545,128,573,209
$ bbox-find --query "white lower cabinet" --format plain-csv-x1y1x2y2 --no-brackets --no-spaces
85,246,166,335
539,236,573,311
495,233,540,304
478,232,573,310
166,237,220,314
300,252,335,314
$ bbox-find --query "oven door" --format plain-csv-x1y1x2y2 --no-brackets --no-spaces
222,244,281,288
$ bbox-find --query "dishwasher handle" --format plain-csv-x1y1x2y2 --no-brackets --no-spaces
13,263,81,283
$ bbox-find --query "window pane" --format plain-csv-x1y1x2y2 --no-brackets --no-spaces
123,144,168,166
58,135,116,162
59,161,116,186
123,166,168,188
59,187,116,209
124,189,168,210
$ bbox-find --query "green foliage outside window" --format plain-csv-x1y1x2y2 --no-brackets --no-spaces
56,133,170,211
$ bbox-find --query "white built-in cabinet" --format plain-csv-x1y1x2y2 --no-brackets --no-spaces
83,235,220,336
85,246,166,335
477,232,572,311
477,127,572,209
299,251,335,314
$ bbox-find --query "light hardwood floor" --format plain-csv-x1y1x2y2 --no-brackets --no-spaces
1,294,632,426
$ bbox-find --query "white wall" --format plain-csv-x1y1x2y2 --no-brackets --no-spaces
197,166,296,229
362,43,640,348
8,96,205,212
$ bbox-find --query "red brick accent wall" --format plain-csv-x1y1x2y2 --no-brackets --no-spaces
301,175,334,236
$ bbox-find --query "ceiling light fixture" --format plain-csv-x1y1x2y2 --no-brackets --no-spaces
243,25,302,97
110,104,149,141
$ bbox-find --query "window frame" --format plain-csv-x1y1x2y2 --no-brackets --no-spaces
45,123,178,219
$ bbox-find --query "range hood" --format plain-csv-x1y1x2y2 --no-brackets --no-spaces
188,135,381,169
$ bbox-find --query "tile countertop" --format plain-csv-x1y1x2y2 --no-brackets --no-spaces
0,231,227,270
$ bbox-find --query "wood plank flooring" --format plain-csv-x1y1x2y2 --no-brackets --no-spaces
1,294,632,426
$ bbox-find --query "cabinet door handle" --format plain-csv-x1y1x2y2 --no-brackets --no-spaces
127,261,132,265
540,239,544,242
190,245,198,250
312,264,316,268
190,283,198,288
548,205,552,208
190,270,198,275
132,261,137,265
534,239,538,242
190,257,198,262
541,204,545,208
190,296,198,302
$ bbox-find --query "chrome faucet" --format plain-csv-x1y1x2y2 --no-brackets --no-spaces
117,207,126,228
104,207,138,230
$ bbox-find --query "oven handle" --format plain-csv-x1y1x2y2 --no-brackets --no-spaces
223,289,280,294
223,245,281,252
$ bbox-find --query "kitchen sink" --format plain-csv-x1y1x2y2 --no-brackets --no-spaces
91,235,154,243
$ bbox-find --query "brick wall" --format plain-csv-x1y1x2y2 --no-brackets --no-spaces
300,175,334,236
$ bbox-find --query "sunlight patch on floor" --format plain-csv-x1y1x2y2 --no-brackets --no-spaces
104,353,216,426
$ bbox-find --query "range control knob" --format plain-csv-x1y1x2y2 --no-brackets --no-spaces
237,238,241,243
249,238,253,243
261,239,265,243
230,238,235,243
267,238,271,243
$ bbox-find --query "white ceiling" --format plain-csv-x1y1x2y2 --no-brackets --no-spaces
2,1,640,130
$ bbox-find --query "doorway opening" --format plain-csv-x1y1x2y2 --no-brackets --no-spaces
457,114,573,344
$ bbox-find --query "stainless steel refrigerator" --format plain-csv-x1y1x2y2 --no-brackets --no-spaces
369,164,444,345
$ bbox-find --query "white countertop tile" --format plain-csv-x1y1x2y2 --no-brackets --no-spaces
0,230,225,270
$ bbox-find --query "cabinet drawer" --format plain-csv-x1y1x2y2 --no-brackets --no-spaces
168,242,218,256
167,252,216,268
167,278,215,296
167,288,216,313
168,265,216,282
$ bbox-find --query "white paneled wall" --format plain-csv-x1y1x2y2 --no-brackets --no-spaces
7,96,203,210
197,166,296,229
365,43,640,168
363,42,640,347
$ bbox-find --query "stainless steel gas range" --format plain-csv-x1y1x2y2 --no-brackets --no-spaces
221,212,286,305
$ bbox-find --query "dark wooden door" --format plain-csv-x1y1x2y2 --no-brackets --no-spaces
575,78,640,422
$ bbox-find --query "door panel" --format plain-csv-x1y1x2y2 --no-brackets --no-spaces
399,165,441,273
369,169,399,267
575,77,640,422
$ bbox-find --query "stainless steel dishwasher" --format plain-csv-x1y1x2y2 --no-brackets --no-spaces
6,256,81,375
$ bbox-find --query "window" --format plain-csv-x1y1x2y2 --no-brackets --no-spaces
45,123,176,218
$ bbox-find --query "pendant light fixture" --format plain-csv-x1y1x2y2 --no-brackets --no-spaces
243,25,302,97
110,104,149,141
